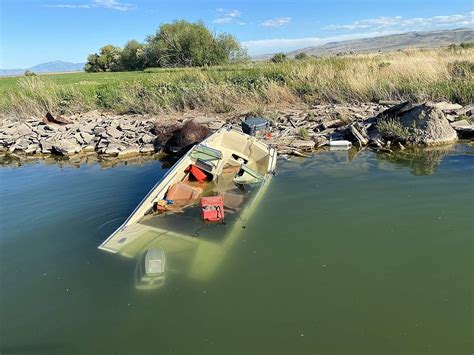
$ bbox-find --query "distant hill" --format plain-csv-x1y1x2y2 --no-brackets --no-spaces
0,61,85,77
256,28,474,60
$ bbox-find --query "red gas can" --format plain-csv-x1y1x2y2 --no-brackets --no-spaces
200,195,224,222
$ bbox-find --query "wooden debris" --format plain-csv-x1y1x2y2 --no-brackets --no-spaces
43,112,71,126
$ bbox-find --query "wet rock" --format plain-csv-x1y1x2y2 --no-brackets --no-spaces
40,140,53,154
25,144,39,154
52,139,81,155
103,143,121,156
118,145,140,158
82,145,96,153
140,144,156,154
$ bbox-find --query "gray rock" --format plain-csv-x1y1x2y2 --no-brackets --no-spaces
140,133,155,144
52,139,81,155
378,102,458,145
118,145,140,157
119,122,137,130
103,143,121,156
450,119,474,138
74,132,84,145
9,138,31,151
140,144,156,154
194,116,215,124
40,140,54,154
106,126,122,139
93,126,106,134
80,132,94,144
82,145,96,153
208,121,225,130
25,144,39,154
434,102,462,112
79,123,96,134
96,138,109,149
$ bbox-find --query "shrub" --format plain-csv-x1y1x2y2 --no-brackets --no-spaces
449,60,474,79
24,70,36,76
298,127,310,140
295,52,308,60
377,119,411,142
271,53,287,63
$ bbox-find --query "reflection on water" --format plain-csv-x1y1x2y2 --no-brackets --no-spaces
376,144,458,176
0,151,167,169
1,144,472,354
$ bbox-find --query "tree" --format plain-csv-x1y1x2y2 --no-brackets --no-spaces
85,20,247,71
85,44,123,72
295,52,308,60
145,20,246,67
24,69,36,76
270,53,287,63
120,40,145,71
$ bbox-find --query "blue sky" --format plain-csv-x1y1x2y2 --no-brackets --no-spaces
0,0,472,68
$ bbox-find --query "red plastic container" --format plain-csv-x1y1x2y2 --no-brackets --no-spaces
188,165,208,182
200,195,224,222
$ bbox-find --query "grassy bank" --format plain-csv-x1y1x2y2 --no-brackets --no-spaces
1,48,473,117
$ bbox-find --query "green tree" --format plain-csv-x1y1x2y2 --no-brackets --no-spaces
295,52,308,60
24,69,36,76
120,40,145,70
270,53,287,63
85,44,123,72
145,20,246,67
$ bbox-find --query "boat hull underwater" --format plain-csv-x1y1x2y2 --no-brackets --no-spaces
99,126,277,281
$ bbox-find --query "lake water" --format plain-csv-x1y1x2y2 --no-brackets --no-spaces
1,144,472,354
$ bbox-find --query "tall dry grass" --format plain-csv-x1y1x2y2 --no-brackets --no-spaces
1,47,472,117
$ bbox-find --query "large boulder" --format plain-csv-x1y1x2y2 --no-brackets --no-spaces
377,102,458,145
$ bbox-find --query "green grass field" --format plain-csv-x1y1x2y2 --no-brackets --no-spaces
1,48,472,117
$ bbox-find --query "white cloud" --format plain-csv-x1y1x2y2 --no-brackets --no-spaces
213,9,242,24
42,0,134,11
260,17,292,27
93,0,134,11
324,12,474,31
42,4,91,8
243,31,396,56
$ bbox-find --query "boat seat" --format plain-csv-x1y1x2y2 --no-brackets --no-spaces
190,145,223,162
233,164,264,185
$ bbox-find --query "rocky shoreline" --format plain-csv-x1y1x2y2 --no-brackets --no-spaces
1,101,472,161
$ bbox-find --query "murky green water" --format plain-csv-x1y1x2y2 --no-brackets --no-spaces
1,144,473,354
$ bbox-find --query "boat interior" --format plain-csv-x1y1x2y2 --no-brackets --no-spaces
99,128,277,257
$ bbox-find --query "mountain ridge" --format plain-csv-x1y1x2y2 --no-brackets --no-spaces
0,61,85,77
254,28,474,60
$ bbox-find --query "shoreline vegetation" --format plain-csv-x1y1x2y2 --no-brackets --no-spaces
0,47,472,117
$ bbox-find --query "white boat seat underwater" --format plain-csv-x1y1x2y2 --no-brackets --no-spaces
233,164,264,185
